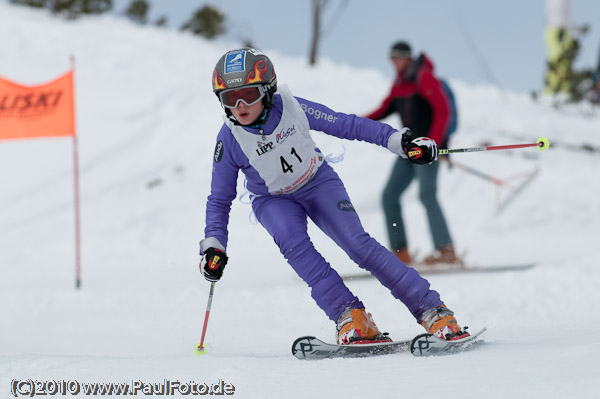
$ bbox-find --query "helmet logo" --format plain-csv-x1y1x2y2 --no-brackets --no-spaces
224,50,246,74
245,60,269,84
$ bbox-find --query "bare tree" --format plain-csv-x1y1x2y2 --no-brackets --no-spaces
309,0,323,66
308,0,348,66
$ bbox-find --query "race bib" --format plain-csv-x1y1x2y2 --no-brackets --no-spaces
228,85,323,194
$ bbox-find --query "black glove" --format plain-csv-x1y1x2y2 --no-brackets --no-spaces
401,129,438,164
201,247,228,282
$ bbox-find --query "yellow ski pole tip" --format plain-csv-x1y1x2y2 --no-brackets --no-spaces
194,343,208,355
537,137,550,151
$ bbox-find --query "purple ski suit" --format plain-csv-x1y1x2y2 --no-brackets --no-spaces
203,85,442,323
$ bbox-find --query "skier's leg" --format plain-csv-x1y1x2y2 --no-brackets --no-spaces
381,157,414,250
416,162,453,249
298,165,442,321
252,195,363,321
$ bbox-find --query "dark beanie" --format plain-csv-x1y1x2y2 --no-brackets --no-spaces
390,41,412,58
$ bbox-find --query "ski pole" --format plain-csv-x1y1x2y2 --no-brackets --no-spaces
444,157,539,213
445,158,505,186
438,137,550,155
194,281,216,355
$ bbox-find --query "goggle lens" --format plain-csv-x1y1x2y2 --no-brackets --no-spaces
220,86,265,108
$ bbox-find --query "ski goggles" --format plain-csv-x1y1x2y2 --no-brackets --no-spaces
219,85,267,109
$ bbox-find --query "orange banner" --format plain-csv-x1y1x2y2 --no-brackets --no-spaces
0,71,75,141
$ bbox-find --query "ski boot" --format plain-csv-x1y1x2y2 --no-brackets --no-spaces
420,304,470,341
421,245,463,266
392,247,411,264
336,308,391,345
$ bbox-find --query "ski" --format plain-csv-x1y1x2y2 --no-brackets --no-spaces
291,336,411,360
292,328,487,360
411,263,535,275
342,263,535,280
410,327,487,356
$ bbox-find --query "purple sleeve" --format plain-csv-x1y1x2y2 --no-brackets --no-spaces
295,97,397,146
203,125,240,250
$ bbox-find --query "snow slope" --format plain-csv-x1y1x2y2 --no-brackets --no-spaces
1,4,599,398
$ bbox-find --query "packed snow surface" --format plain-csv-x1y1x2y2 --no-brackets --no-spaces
1,4,599,398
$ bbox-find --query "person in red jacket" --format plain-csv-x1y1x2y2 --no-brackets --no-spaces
365,41,461,266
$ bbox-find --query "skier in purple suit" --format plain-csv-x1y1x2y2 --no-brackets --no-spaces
200,48,469,344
